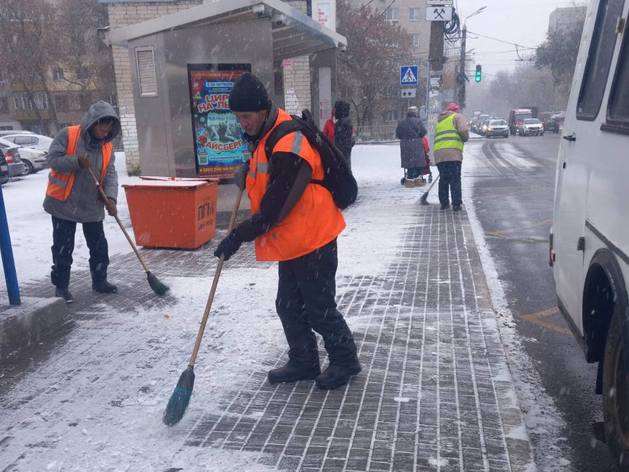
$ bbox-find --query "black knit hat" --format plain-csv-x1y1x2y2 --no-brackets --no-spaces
229,73,269,112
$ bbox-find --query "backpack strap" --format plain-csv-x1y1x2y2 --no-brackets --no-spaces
264,120,303,162
264,118,328,189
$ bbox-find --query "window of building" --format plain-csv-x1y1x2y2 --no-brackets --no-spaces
0,98,8,113
384,110,398,122
382,7,399,22
605,19,629,131
13,94,32,111
576,0,625,121
409,8,420,21
52,68,65,81
412,34,421,47
34,93,48,110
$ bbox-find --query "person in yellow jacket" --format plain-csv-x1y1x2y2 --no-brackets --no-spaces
43,101,121,303
434,102,469,211
213,73,361,390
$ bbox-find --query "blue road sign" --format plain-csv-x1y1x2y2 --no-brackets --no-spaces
400,66,419,86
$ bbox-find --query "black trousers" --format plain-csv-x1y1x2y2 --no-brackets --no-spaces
276,239,357,368
405,167,423,179
437,161,462,206
50,216,110,288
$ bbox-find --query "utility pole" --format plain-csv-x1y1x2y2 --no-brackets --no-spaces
427,21,445,135
457,24,467,109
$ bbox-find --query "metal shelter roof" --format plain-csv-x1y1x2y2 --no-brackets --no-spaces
105,0,347,61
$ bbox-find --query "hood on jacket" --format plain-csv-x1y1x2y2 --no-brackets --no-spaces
80,101,121,149
438,110,456,122
334,100,351,119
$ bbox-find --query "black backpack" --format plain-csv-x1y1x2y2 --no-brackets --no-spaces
264,109,358,210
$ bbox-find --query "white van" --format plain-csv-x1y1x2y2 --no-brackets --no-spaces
551,0,629,469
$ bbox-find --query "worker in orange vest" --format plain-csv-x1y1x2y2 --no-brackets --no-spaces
214,72,361,390
43,101,120,303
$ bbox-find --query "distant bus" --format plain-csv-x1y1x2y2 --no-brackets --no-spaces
508,108,533,135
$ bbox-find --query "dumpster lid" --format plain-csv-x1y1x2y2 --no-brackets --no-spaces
123,180,213,189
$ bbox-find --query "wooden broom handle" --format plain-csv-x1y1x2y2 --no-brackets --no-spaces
189,190,244,367
86,166,150,273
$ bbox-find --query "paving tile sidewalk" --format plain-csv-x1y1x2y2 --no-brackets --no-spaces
0,196,536,471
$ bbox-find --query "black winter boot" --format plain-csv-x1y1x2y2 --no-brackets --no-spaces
268,359,321,384
315,359,362,390
92,280,118,293
440,203,450,210
55,287,74,304
453,204,462,211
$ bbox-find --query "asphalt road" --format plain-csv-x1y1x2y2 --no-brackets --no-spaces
466,133,613,472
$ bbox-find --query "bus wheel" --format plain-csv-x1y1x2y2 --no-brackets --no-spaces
603,305,629,471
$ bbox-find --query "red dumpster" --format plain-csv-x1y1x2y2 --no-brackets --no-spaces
123,178,218,250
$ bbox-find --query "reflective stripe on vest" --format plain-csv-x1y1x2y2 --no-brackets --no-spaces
245,108,345,262
434,114,464,152
46,125,113,201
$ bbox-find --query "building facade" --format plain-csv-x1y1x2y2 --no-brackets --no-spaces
549,6,587,33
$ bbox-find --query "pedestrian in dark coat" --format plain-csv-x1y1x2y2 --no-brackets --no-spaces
43,101,121,303
333,100,354,168
395,106,427,188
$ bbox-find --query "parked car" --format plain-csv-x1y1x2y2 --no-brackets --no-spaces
0,139,27,177
517,118,544,136
539,112,560,133
0,130,34,137
550,0,629,468
2,134,50,174
2,133,53,153
484,119,509,138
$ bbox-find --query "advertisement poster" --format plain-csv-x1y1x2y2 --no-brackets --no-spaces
188,64,251,179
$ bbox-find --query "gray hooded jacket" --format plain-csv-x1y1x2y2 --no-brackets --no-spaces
43,101,121,223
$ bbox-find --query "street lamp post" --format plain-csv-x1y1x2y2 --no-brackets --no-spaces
457,6,486,110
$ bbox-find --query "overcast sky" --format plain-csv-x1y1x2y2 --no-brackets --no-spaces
453,0,587,78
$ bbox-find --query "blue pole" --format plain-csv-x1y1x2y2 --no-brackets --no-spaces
0,184,20,305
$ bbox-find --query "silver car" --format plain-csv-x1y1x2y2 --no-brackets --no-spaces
0,139,27,178
2,133,51,174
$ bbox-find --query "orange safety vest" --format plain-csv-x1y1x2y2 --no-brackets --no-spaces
246,108,346,262
46,125,113,201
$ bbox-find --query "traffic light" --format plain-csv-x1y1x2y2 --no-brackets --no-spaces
475,65,482,83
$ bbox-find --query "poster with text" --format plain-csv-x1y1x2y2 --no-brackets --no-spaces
188,65,251,179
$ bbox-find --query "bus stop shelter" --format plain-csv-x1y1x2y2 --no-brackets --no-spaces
104,0,347,180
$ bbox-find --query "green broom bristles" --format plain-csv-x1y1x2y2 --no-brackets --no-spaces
163,366,195,426
147,271,170,296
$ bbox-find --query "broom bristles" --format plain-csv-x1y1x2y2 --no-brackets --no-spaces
147,271,170,296
163,366,195,426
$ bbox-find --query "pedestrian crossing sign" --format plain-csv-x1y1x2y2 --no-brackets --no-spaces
400,66,419,86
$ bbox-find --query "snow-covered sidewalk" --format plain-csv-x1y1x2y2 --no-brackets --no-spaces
0,145,535,471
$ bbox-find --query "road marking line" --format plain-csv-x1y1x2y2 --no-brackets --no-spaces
489,219,553,236
521,307,572,335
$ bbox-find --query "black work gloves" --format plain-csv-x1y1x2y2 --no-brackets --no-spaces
213,229,242,261
233,160,249,191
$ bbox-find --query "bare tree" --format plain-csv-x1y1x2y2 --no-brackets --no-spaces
53,0,116,98
336,0,413,136
0,0,60,134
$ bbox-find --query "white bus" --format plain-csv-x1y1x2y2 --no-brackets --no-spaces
551,0,629,469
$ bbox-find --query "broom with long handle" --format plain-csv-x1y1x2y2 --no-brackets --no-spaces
420,173,440,205
163,189,244,426
86,166,169,296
